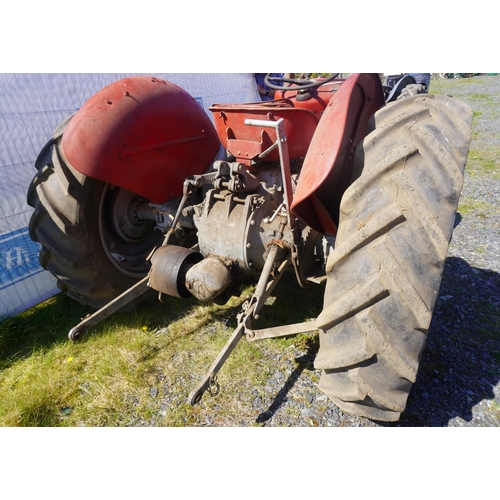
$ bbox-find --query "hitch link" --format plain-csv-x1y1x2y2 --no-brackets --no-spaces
188,218,289,405
68,277,150,341
67,175,211,341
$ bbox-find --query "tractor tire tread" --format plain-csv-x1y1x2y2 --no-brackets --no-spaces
315,94,473,421
28,132,150,309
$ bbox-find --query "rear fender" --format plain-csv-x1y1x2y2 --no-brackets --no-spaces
290,73,385,234
61,76,221,204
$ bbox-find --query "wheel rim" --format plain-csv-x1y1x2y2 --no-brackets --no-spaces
98,184,162,278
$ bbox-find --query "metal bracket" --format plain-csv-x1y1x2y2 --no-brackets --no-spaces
244,118,294,230
188,221,291,406
247,320,318,342
68,276,150,341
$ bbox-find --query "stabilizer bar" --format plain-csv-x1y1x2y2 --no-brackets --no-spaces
187,223,290,405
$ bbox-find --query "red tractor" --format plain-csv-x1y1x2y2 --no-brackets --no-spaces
27,73,473,421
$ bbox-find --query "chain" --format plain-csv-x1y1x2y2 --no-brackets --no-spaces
207,373,220,397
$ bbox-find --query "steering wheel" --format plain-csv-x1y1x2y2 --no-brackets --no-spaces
264,73,340,91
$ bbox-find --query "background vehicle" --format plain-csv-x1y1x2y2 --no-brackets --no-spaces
27,73,473,421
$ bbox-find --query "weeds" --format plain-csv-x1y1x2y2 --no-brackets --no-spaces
0,270,322,426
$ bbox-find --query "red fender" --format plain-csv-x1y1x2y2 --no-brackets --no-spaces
61,76,221,204
290,73,385,235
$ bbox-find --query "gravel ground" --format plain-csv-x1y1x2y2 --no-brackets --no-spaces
214,75,500,428
135,76,499,428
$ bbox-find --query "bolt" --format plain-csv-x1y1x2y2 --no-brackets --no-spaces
246,243,251,248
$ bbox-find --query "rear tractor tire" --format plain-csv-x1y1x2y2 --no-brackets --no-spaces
315,94,473,421
27,120,164,309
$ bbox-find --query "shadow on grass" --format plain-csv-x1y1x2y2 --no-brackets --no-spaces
0,293,93,369
0,285,234,371
250,267,325,329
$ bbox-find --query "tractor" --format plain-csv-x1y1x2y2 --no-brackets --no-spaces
27,73,473,422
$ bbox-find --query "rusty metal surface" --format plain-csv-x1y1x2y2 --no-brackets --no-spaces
210,104,319,163
62,76,221,204
184,257,233,302
149,245,203,298
290,73,385,235
193,189,288,274
248,320,319,341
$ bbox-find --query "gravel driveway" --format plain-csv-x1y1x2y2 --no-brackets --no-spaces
233,75,500,428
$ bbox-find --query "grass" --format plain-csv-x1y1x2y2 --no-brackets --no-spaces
2,74,499,427
465,147,500,178
430,74,500,180
458,196,500,217
0,271,322,427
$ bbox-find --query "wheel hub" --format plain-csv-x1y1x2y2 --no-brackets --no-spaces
98,184,162,278
110,187,154,242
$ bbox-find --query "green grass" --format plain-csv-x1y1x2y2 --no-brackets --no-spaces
0,271,322,427
458,196,500,217
466,147,500,178
2,74,499,427
429,75,500,180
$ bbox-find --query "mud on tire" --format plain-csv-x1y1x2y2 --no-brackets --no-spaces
27,121,163,309
315,94,473,421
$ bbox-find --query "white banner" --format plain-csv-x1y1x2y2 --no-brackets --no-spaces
0,73,260,318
